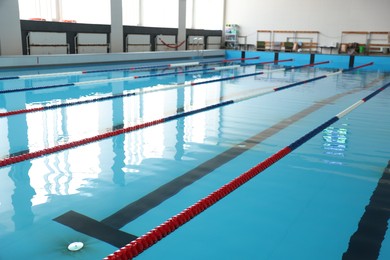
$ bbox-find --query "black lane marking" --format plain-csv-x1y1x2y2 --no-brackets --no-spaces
53,210,137,248
54,77,383,247
9,149,30,158
342,160,390,260
101,100,333,229
54,100,334,245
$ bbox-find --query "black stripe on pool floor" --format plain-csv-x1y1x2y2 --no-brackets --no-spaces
54,77,384,248
100,99,335,229
53,210,137,248
342,160,390,260
53,95,344,246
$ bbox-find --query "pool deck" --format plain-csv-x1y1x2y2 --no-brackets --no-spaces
0,50,225,69
1,50,389,71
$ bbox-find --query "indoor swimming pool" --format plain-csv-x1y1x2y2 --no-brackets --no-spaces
0,53,389,259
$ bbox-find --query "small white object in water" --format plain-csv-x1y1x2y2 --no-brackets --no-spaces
68,242,84,252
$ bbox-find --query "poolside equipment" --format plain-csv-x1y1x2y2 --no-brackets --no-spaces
67,242,84,252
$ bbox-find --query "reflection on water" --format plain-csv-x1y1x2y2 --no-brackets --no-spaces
1,60,389,259
3,73,226,208
9,162,35,230
322,125,348,165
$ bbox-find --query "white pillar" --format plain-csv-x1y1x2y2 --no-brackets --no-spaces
55,0,63,22
222,0,227,48
222,0,227,31
139,0,143,26
0,0,23,55
110,0,124,53
178,0,186,51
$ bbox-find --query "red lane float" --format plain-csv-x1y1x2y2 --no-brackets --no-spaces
0,60,335,167
0,56,260,82
106,78,389,260
0,118,163,168
0,59,298,117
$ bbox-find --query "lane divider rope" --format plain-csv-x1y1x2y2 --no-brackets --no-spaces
105,79,389,260
0,61,363,168
0,57,260,81
0,59,294,95
0,60,265,94
0,60,320,117
0,92,136,117
84,56,260,74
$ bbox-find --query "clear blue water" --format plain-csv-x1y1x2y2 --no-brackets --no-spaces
0,56,389,260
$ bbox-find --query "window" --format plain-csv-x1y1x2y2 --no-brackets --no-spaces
141,0,178,28
18,0,110,24
61,0,110,24
18,0,224,29
18,0,57,21
123,0,140,26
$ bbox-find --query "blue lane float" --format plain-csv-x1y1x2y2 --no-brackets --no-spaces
0,61,372,167
0,60,331,117
105,79,389,260
0,59,295,94
0,57,261,81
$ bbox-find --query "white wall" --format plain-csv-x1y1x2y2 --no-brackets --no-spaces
140,0,179,27
225,0,390,45
192,0,224,30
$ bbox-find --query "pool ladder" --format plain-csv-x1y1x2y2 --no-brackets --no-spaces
193,37,204,59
